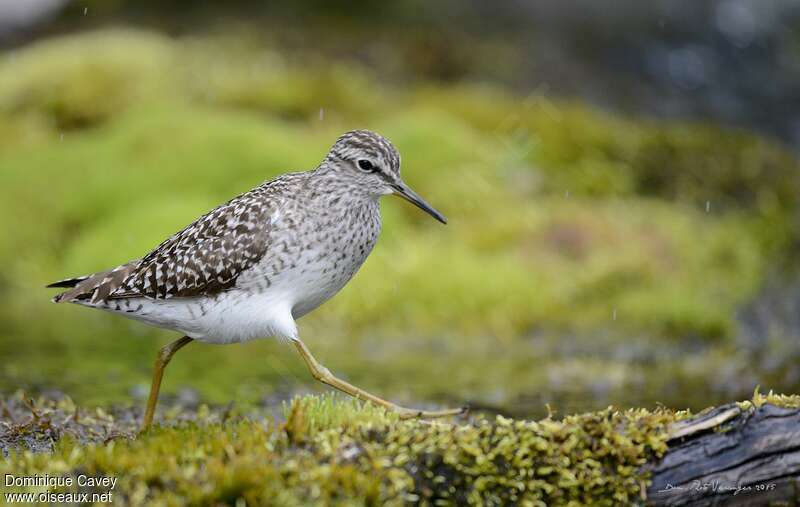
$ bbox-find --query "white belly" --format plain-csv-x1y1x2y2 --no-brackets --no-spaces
93,290,298,344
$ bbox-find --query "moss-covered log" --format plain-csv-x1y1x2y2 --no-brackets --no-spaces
646,402,800,506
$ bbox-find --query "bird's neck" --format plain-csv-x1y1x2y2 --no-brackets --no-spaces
300,170,380,229
309,165,381,203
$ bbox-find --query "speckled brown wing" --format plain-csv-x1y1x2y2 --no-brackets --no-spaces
110,185,278,300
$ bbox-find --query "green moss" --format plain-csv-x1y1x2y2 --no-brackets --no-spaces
739,388,800,411
0,30,179,134
4,390,799,505
1,393,685,505
415,86,800,259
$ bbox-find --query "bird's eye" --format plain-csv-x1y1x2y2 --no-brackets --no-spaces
357,159,377,172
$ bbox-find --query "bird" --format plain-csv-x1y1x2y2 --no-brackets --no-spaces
47,129,466,430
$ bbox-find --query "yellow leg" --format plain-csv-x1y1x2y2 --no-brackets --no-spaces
141,335,193,431
292,338,467,419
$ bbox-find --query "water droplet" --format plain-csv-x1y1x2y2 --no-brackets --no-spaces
319,108,324,121
612,308,617,321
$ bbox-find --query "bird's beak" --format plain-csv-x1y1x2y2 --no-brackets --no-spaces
391,180,447,224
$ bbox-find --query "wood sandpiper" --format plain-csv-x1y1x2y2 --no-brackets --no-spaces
48,129,466,430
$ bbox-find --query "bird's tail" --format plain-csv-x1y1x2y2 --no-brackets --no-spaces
47,262,138,304
46,275,91,289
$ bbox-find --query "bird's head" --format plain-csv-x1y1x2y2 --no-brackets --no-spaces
323,129,447,224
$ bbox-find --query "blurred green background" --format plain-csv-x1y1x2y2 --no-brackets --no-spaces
1,1,799,418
